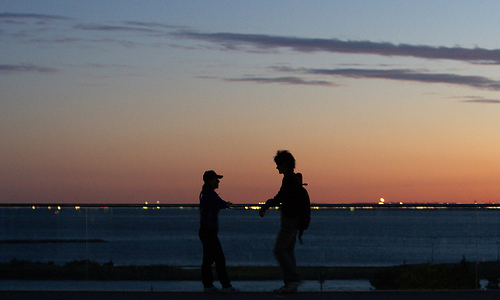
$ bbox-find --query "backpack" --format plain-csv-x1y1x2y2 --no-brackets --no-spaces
296,173,311,244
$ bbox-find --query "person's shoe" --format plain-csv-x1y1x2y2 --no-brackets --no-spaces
222,286,238,293
203,286,218,293
273,281,301,294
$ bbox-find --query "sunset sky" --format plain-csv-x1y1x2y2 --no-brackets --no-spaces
2,1,500,204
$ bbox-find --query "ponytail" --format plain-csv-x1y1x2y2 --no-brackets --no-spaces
199,183,211,200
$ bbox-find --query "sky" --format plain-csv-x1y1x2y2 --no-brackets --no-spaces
2,0,500,205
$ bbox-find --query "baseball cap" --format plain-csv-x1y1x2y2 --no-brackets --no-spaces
203,170,223,182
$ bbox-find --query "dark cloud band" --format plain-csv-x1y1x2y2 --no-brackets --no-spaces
0,12,72,21
175,31,500,65
225,76,333,86
0,64,59,74
299,68,500,90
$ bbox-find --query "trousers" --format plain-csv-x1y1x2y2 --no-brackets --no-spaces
198,224,231,288
274,216,301,283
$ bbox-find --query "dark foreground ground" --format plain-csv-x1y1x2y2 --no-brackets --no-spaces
2,291,500,300
3,260,499,290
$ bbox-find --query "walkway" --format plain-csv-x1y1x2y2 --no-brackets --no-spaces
2,291,500,300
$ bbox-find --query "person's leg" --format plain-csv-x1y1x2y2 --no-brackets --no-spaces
274,217,300,284
199,227,215,288
212,235,232,288
285,230,297,280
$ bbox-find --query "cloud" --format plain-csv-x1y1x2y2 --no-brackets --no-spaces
462,99,500,104
1,12,74,40
123,21,186,30
225,76,334,86
174,31,500,65
74,23,162,34
275,67,500,91
74,21,183,36
0,12,73,22
0,64,59,74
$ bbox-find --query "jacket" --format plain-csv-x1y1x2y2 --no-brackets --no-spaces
199,189,230,231
264,171,302,219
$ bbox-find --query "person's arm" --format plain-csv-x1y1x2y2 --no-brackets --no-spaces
213,192,232,209
259,176,289,217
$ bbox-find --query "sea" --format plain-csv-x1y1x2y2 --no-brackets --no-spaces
1,206,500,268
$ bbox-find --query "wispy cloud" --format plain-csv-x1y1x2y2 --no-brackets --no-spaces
275,67,500,91
0,64,59,74
74,21,184,36
225,76,334,86
1,12,74,39
123,21,186,30
6,14,500,66
462,98,500,104
174,31,500,65
0,12,73,21
2,13,178,43
74,23,162,34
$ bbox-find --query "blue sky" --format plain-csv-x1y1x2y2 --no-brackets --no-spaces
2,1,500,204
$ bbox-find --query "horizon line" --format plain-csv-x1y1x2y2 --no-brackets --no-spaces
1,203,499,209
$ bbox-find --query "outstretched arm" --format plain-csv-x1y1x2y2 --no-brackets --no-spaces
259,205,267,217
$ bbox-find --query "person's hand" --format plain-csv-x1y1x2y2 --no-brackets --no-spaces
259,206,267,217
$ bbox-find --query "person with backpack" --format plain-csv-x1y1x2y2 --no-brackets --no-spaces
259,150,310,294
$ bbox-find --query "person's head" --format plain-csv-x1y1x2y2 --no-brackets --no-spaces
202,170,223,190
274,150,295,174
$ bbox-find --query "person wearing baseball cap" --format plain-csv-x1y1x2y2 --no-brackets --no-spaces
198,170,236,293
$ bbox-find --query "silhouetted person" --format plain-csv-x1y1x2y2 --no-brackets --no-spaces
198,170,236,293
259,150,303,293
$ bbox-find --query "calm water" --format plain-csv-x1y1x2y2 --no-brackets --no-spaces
1,207,500,267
